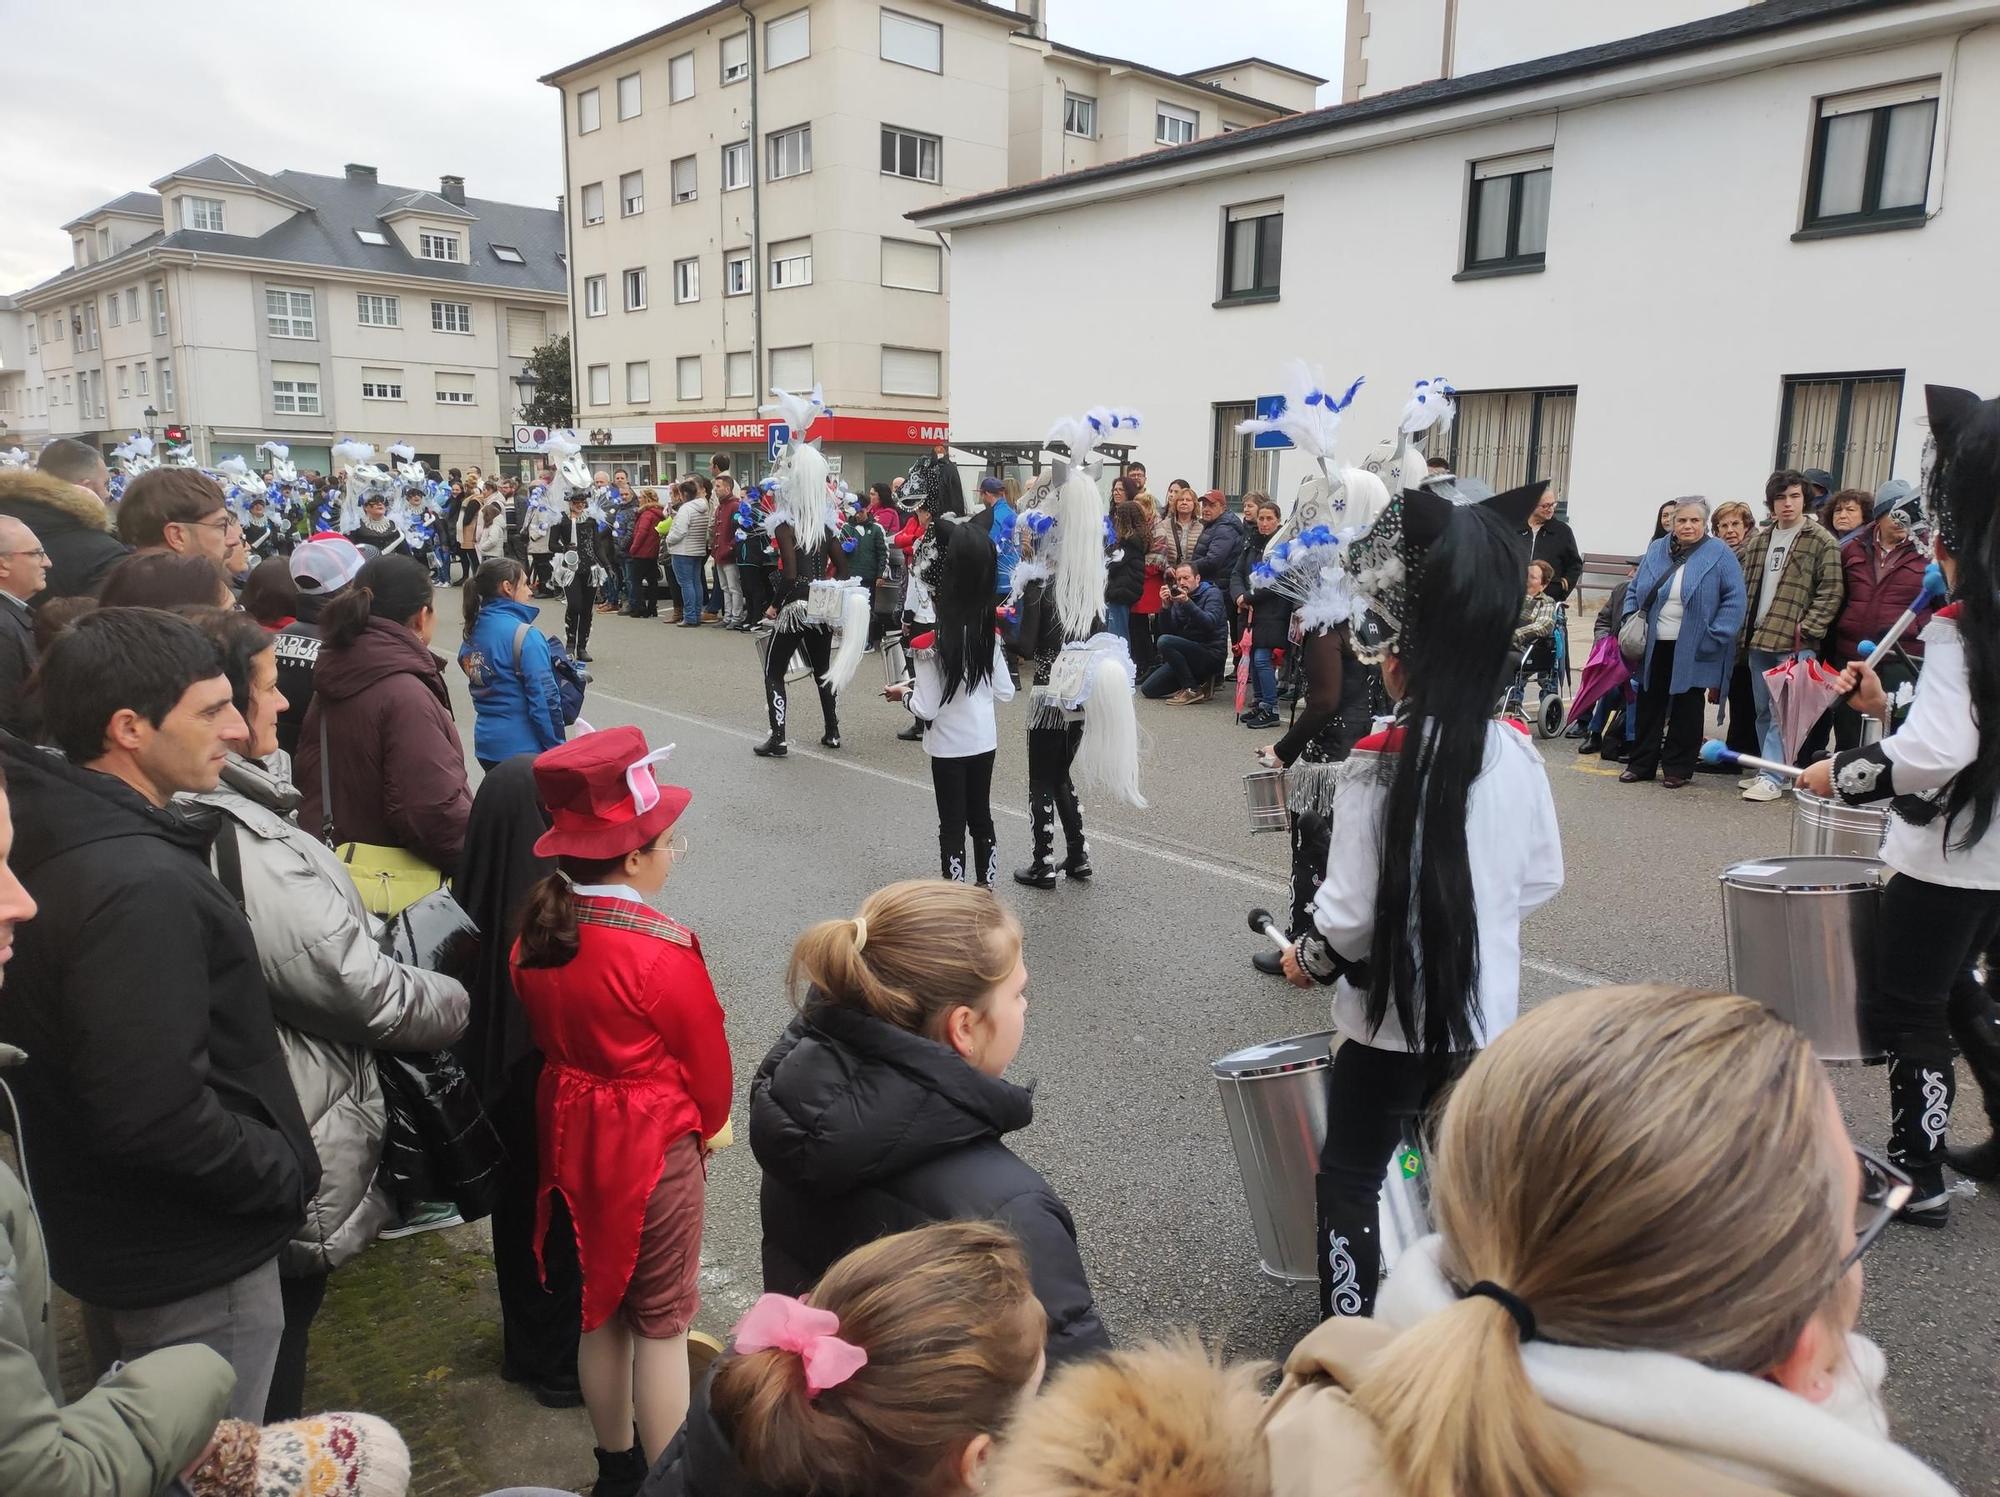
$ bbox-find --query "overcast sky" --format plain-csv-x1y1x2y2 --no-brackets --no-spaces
2,0,1343,293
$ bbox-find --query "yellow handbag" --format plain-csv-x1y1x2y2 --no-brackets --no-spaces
318,717,446,916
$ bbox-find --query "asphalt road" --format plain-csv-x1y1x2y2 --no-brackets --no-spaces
441,599,1998,1495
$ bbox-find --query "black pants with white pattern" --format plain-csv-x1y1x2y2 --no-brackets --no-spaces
931,750,997,887
763,626,835,742
1024,722,1086,871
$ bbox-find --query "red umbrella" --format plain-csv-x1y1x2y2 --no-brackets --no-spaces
1762,654,1845,763
1565,634,1632,727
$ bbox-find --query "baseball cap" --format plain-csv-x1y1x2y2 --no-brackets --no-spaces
979,477,1006,496
1802,468,1834,492
290,533,366,594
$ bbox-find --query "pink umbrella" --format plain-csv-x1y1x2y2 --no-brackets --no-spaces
1565,634,1632,727
1234,627,1252,715
1762,654,1845,763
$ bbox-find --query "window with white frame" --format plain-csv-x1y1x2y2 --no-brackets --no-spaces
724,249,751,296
587,363,611,406
24,319,34,353
136,361,148,395
124,286,139,321
881,237,942,292
432,300,473,333
355,228,389,246
721,30,749,82
726,350,753,398
767,124,811,180
356,292,400,327
160,359,175,409
117,364,129,397
624,361,651,403
182,195,225,232
491,244,526,264
581,182,605,225
97,228,111,258
578,87,601,133
624,267,648,310
770,345,813,389
880,9,942,71
1464,150,1552,272
271,362,321,415
769,238,812,289
881,346,941,398
584,275,608,316
419,231,461,262
1220,198,1283,301
881,126,941,182
1804,81,1939,232
722,139,750,190
672,156,698,203
266,287,315,339
617,71,642,119
669,51,695,101
84,303,99,348
765,9,809,69
620,171,645,216
61,376,71,406
105,293,121,328
361,368,405,400
675,257,700,303
1156,102,1198,146
152,283,167,333
436,371,476,406
1064,92,1096,138
676,355,701,401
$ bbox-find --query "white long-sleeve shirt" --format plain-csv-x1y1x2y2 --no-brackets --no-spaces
909,634,1015,759
1869,613,1998,890
1311,718,1565,1052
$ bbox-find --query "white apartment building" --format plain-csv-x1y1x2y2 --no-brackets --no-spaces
918,0,2000,555
544,0,1306,487
16,157,567,475
0,296,51,453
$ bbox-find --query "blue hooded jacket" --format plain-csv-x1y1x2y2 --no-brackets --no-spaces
459,598,565,762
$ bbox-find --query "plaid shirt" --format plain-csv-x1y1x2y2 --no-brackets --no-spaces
1737,518,1844,655
1512,591,1558,652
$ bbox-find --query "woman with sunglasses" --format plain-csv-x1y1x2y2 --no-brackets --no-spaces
511,727,732,1497
1263,984,1953,1497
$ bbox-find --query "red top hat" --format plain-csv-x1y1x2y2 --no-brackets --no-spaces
532,726,691,861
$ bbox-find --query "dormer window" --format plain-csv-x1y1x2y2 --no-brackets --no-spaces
420,231,462,262
181,196,225,233
97,228,111,258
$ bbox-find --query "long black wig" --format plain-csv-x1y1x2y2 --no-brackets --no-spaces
1363,492,1535,1056
928,519,999,705
1925,384,2000,851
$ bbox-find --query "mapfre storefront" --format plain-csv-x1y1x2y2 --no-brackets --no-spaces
653,415,950,493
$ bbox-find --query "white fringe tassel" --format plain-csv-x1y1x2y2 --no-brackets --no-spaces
820,586,872,696
1075,655,1146,808
1052,472,1106,638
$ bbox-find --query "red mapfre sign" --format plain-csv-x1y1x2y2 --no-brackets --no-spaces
653,416,951,446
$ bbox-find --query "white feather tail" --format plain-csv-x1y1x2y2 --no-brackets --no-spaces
1052,472,1106,638
820,586,872,696
1075,655,1146,808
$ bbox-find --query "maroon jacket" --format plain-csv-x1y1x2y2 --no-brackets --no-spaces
296,616,472,874
627,502,665,560
1829,536,1933,664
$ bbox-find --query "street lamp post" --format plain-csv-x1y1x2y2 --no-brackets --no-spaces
142,405,158,441
510,371,541,479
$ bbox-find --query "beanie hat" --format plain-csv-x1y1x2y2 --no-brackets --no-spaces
186,1413,411,1497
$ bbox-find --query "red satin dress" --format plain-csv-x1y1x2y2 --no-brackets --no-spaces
512,894,732,1332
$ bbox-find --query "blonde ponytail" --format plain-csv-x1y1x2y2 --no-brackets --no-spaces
787,879,1022,1042
1355,985,1846,1497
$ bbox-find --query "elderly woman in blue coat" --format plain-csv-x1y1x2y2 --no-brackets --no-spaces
1618,498,1747,787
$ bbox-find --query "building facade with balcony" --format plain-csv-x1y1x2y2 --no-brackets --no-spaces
16,157,567,476
917,0,2000,555
544,0,1305,488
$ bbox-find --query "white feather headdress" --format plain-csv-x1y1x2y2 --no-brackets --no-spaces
759,386,837,541
1235,363,1363,467
1398,377,1457,440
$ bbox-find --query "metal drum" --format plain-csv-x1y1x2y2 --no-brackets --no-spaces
1720,855,1887,1064
1791,788,1889,857
1212,1032,1432,1283
1243,768,1290,835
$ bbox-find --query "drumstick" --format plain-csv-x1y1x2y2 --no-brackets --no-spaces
1247,908,1293,952
1696,741,1806,781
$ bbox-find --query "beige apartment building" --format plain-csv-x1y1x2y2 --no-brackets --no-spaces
544,0,1311,487
0,296,51,454
16,156,567,475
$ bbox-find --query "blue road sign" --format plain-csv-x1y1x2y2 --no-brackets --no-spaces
767,423,791,462
1251,395,1292,450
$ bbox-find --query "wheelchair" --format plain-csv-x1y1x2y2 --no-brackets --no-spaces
1504,602,1574,739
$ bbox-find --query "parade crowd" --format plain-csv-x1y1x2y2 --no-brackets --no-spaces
0,368,1992,1497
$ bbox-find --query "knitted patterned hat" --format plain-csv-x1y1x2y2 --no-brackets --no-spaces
186,1413,410,1497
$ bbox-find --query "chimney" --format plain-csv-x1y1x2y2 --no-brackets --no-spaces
344,163,377,183
440,175,466,206
1018,0,1046,38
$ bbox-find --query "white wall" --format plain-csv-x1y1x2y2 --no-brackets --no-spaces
941,28,2000,555
1452,0,1752,76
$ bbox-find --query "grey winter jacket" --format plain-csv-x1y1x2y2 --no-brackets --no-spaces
189,756,470,1276
1,1079,233,1496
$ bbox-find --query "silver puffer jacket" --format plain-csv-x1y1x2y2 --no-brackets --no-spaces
189,756,470,1275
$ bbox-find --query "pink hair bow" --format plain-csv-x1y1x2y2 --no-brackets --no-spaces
733,1293,868,1396
624,744,676,814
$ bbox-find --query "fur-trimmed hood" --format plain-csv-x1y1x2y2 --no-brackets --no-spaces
0,468,113,532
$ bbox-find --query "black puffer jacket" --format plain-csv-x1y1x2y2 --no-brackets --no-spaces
749,1000,1110,1368
0,469,127,602
641,1363,778,1497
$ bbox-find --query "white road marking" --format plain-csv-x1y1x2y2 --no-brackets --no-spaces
590,689,1618,990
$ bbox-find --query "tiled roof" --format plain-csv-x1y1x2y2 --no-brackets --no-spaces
381,190,478,222
151,153,312,207
1187,57,1331,86
60,191,164,231
22,164,565,300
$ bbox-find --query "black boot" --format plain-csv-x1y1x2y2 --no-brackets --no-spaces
1945,985,2000,1179
753,736,788,758
1054,781,1092,880
897,718,924,742
592,1445,647,1497
940,835,966,883
757,682,788,757
1888,1053,1955,1226
818,686,840,749
972,831,998,891
1014,786,1058,888
1252,949,1287,976
1315,1171,1383,1319
1578,733,1602,756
